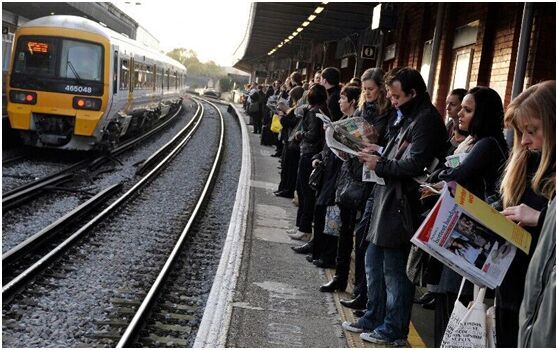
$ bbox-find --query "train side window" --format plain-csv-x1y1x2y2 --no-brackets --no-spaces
145,65,153,90
113,51,118,94
120,59,129,90
166,69,170,91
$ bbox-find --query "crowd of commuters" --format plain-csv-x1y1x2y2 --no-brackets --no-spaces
242,67,555,347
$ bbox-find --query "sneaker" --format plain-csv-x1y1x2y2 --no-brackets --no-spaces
286,227,299,235
341,321,363,333
287,230,311,241
360,331,408,347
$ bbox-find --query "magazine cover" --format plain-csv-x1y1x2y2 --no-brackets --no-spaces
411,182,532,289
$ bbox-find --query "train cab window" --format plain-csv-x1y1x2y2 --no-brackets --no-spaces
13,37,58,77
120,59,129,90
59,39,103,82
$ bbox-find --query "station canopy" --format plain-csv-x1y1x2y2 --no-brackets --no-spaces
234,2,376,72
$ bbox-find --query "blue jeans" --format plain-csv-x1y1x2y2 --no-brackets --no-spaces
356,243,415,340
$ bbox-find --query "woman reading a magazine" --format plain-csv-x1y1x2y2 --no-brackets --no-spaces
424,86,509,346
496,80,555,347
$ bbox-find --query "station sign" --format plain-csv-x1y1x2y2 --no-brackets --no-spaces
361,45,377,60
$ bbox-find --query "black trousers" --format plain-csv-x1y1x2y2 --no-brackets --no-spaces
312,204,338,262
336,205,357,280
295,154,315,233
252,112,262,133
277,143,299,194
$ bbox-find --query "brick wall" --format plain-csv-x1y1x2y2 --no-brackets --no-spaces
526,3,556,87
488,3,523,106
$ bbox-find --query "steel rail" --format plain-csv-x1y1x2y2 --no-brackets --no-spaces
2,100,205,301
2,183,123,267
116,97,225,348
135,102,202,175
2,103,185,211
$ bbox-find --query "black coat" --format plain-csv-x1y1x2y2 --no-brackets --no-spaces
299,106,325,156
367,93,447,247
313,146,342,206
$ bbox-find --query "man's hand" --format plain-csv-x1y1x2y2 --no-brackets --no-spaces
357,152,380,170
312,159,322,168
501,204,541,227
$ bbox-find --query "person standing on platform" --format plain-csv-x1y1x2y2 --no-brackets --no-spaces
320,67,343,122
349,68,447,346
338,68,392,314
498,80,555,348
288,84,328,241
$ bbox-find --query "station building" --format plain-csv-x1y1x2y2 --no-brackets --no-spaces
233,2,555,113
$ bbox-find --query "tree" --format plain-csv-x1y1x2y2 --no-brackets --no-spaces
166,48,225,79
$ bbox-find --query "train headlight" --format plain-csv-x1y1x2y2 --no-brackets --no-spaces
9,90,37,105
73,97,102,111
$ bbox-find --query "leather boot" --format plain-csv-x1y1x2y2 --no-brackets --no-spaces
340,294,367,310
319,276,347,292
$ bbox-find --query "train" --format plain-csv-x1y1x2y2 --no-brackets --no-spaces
6,15,188,150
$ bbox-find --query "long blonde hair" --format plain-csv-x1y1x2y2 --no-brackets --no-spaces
500,80,556,207
358,68,390,115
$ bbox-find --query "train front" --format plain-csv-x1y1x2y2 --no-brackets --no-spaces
7,16,110,150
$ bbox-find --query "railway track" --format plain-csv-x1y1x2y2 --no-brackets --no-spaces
2,99,204,295
2,98,242,348
2,101,188,211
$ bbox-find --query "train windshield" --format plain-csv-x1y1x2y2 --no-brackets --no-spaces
11,36,104,95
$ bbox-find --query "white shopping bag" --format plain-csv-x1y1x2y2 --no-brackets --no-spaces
441,278,489,348
486,302,497,347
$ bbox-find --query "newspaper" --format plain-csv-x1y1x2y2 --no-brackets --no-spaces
411,182,532,289
316,113,385,183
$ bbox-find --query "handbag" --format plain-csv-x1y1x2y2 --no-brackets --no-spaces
406,244,429,286
441,278,494,348
335,159,370,209
308,163,324,191
248,102,260,114
270,114,282,133
323,205,341,236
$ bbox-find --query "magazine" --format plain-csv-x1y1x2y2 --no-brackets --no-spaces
411,182,532,289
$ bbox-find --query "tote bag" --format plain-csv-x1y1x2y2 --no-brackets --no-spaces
441,278,495,348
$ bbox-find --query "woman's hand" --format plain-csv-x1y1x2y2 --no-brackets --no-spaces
312,159,322,168
357,152,380,170
501,204,541,227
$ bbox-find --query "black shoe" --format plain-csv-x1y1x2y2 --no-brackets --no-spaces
415,292,436,305
340,295,367,310
319,277,347,292
271,153,280,157
274,191,294,199
422,298,436,310
305,254,314,262
313,259,336,269
291,242,313,254
353,309,366,318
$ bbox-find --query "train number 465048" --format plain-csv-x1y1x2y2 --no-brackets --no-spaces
64,85,93,94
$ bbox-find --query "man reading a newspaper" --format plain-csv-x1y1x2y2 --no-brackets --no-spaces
353,68,447,345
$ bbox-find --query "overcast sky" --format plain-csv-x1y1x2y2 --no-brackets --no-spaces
113,0,251,67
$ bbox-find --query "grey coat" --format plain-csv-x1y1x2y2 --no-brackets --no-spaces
518,197,556,348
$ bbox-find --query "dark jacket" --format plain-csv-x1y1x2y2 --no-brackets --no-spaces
355,101,391,146
326,85,343,122
367,92,447,247
518,197,556,348
313,146,342,206
299,105,325,156
439,136,508,200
